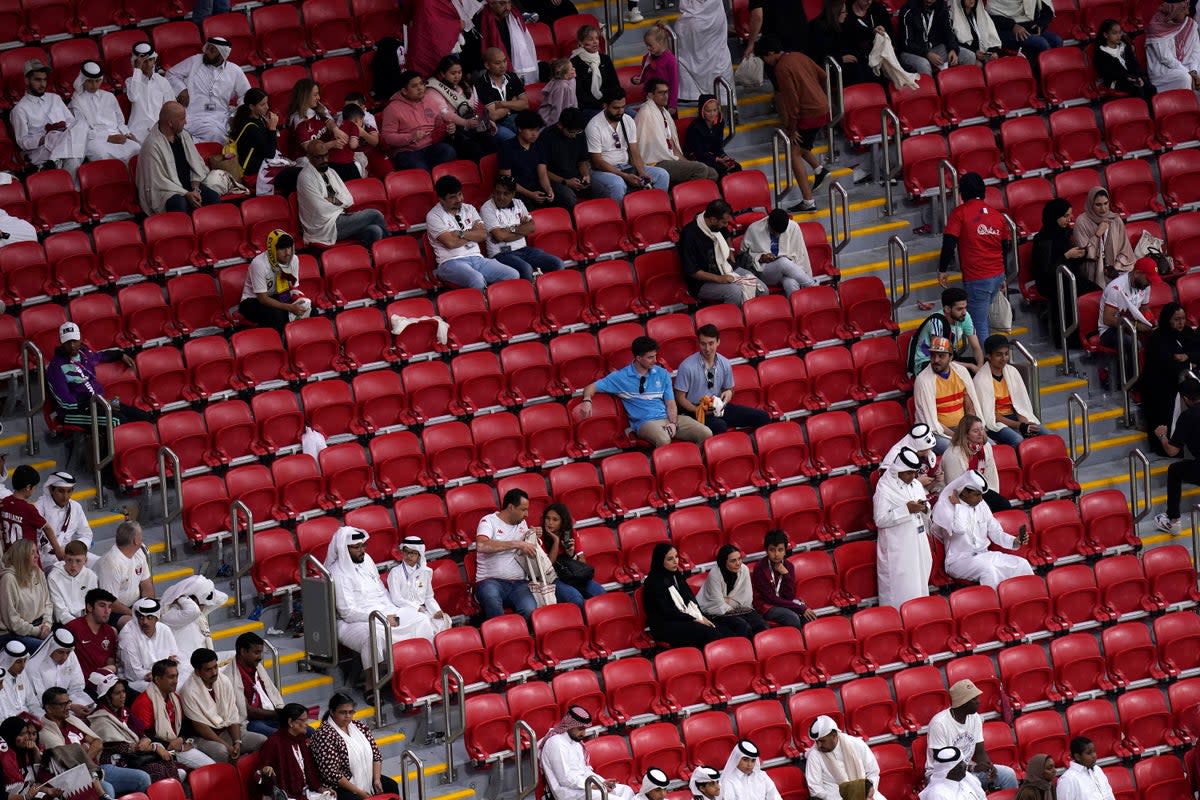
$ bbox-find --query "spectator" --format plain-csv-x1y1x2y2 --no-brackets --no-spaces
1141,303,1200,456
297,151,388,247
117,599,184,692
475,489,539,623
933,469,1030,586
27,629,93,716
987,0,1062,68
426,175,521,289
679,199,767,307
496,112,558,208
585,88,670,200
47,542,97,625
740,209,818,296
938,172,1009,342
540,108,594,209
325,526,434,693
635,79,718,185
480,175,565,279
0,641,32,719
136,101,220,214
126,43,175,143
0,204,36,249
239,230,305,333
674,324,770,433
386,537,452,635
926,680,1018,790
882,423,945,494
226,632,284,737
64,589,118,677
697,545,768,638
160,575,229,657
539,707,637,800
1013,755,1057,800
675,0,735,102
571,26,621,116
475,48,531,142
755,38,830,213
0,717,43,795
582,335,713,447
822,0,893,85
165,37,251,144
0,465,62,564
191,0,228,28
632,26,680,113
473,0,541,84
48,322,146,431
684,95,742,177
1097,257,1155,388
311,693,399,800
805,717,884,800
1056,738,1114,800
180,648,267,763
689,766,722,798
1032,199,1095,348
899,0,975,75
36,472,91,569
380,71,457,171
642,543,741,646
285,80,353,178
633,770,671,800
68,61,140,164
0,541,52,652
94,522,154,627
720,741,780,800
86,673,179,783
912,288,984,377
748,0,808,53
538,58,579,127
10,59,86,179
1094,19,1154,100
128,659,215,769
425,56,497,163
540,504,606,608
1073,187,1135,287
924,747,988,800
326,104,378,188
950,0,1002,65
915,337,981,454
974,335,1041,447
1146,1,1200,92
1154,379,1200,532
751,531,816,630
257,703,327,800
874,448,933,610
39,685,152,798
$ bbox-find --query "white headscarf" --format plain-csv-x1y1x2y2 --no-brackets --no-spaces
89,671,119,699
639,768,671,796
882,424,938,470
398,536,427,568
0,641,31,718
326,526,376,586
932,470,988,531
72,60,103,95
809,715,838,740
688,765,721,798
721,739,762,781
929,746,965,779
205,37,232,63
28,627,90,707
950,0,1001,52
160,574,228,613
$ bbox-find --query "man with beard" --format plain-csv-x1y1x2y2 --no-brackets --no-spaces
10,59,87,178
425,175,520,289
129,659,214,769
165,37,251,144
584,88,669,201
539,707,636,800
296,151,388,246
135,101,219,214
117,598,184,692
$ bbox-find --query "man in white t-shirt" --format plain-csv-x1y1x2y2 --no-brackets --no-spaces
426,175,520,290
1056,737,1116,800
475,488,539,623
1097,258,1155,387
584,88,669,201
94,521,153,628
480,175,564,281
35,471,94,568
925,680,1016,791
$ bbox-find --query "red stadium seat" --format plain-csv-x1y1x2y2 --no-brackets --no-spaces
893,665,948,731
632,250,695,313
451,351,510,412
438,287,493,348
755,422,815,484
654,443,715,506
790,285,848,345
392,493,448,550
855,400,910,463
1144,544,1200,605
400,361,458,424
820,474,873,541
1133,756,1191,800
1104,159,1164,218
1154,88,1200,147
936,65,988,124
801,615,856,684
671,179,721,228
112,423,161,490
1014,710,1069,766
892,74,944,132
584,736,634,788
251,4,311,64
1047,563,1110,627
531,603,588,668
999,643,1061,710
384,170,438,232
310,56,362,111
807,408,867,471
789,688,844,749
27,169,84,232
645,313,696,370
683,711,738,772
901,134,950,197
948,126,1004,181
853,605,906,673
78,160,137,222
788,551,837,610
841,82,888,145
985,56,1043,115
655,647,717,712
464,694,512,763
833,540,878,607
1102,97,1160,156
841,676,902,739
950,584,1019,647
1096,554,1162,615
629,723,687,782
1155,611,1200,675
1039,46,1097,105
304,0,357,54
705,433,767,495
574,198,633,259
901,594,960,662
721,170,772,228
1103,622,1167,686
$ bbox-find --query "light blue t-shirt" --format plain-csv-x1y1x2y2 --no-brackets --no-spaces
596,362,672,429
674,352,734,405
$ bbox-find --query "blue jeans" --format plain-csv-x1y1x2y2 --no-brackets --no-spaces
247,719,279,736
555,580,606,610
336,209,388,246
997,29,1062,61
477,578,537,622
976,764,1018,791
589,164,670,200
1,634,44,653
191,0,229,26
964,274,1005,344
988,425,1024,447
495,246,564,280
391,142,456,171
932,434,950,455
436,255,520,289
163,185,220,214
102,765,152,796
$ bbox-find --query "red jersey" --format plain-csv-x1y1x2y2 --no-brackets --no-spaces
0,496,45,550
65,616,118,676
131,690,179,737
944,199,1008,282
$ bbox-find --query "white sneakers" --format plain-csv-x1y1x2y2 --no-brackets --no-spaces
1155,513,1180,533
625,6,644,21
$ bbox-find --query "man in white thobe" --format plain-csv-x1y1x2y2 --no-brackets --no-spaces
690,765,722,799
919,747,987,800
0,641,33,718
0,187,37,247
47,541,98,623
159,574,229,657
387,536,452,635
721,740,783,800
69,61,141,164
1056,737,1116,800
165,36,250,144
926,681,1017,791
932,470,1032,589
805,716,887,800
880,423,943,494
326,526,435,692
117,598,185,692
539,706,636,800
741,209,819,297
874,447,933,609
126,42,175,143
634,769,671,800
36,471,95,568
10,59,87,178
26,627,94,716
1146,1,1200,92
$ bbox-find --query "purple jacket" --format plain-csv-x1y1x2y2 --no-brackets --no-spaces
750,556,807,615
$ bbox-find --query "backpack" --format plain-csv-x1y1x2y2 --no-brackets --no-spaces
906,312,949,377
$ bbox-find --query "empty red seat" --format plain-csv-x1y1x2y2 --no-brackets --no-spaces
892,74,945,132
949,126,1005,181
629,722,687,781
901,134,950,197
585,590,652,657
27,169,84,232
1154,88,1200,147
705,432,766,495
1000,643,1061,709
1002,117,1058,176
937,65,989,124
1104,159,1164,218
985,56,1043,115
112,422,161,490
1014,710,1069,766
1133,755,1190,800
1155,611,1200,675
893,665,948,731
841,676,902,739
1144,544,1200,605
1103,97,1160,156
1104,621,1167,686
801,614,857,684
1039,46,1097,105
632,250,695,313
790,285,847,346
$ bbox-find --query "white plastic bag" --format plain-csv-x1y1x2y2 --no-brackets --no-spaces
989,288,1013,334
301,426,327,459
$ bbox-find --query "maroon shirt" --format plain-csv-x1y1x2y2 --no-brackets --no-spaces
65,616,118,676
0,496,45,550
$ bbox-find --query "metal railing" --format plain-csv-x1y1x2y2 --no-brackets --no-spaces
585,776,610,800
824,57,843,166
514,720,538,800
829,181,850,272
1116,317,1140,427
89,395,114,509
713,76,736,144
156,446,182,563
1067,392,1091,468
299,554,339,671
261,637,282,692
400,750,426,800
1003,213,1019,282
440,665,465,784
1191,504,1200,574
1128,450,1151,531
937,159,959,229
887,235,910,324
770,128,792,206
230,499,254,616
879,108,901,215
1011,341,1041,421
1055,264,1079,376
367,610,393,729
600,0,624,49
20,341,42,456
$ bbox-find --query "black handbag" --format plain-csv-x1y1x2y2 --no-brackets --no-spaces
554,556,595,588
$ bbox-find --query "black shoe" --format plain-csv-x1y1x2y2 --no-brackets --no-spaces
811,167,830,190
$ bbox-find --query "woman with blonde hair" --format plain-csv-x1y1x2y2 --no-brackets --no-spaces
942,414,1010,512
0,541,52,652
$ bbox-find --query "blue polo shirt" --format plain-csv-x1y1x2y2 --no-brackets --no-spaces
596,363,672,429
674,352,734,405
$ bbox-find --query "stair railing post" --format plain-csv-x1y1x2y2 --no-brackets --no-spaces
1127,449,1151,541
229,499,254,615
824,57,843,166
771,128,792,206
1010,341,1042,421
1118,317,1139,428
514,720,539,800
1002,213,1019,282
399,750,426,800
829,181,850,272
1192,504,1200,573
887,235,910,323
1055,264,1079,376
156,446,182,562
1067,392,1091,470
20,341,42,456
585,775,610,800
880,108,900,216
89,395,114,509
260,637,282,693
440,665,465,784
367,610,393,729
937,159,959,230
713,76,736,144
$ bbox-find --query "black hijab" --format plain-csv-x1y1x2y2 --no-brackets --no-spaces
715,544,740,593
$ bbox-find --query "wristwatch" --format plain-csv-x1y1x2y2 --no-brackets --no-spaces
509,224,518,234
